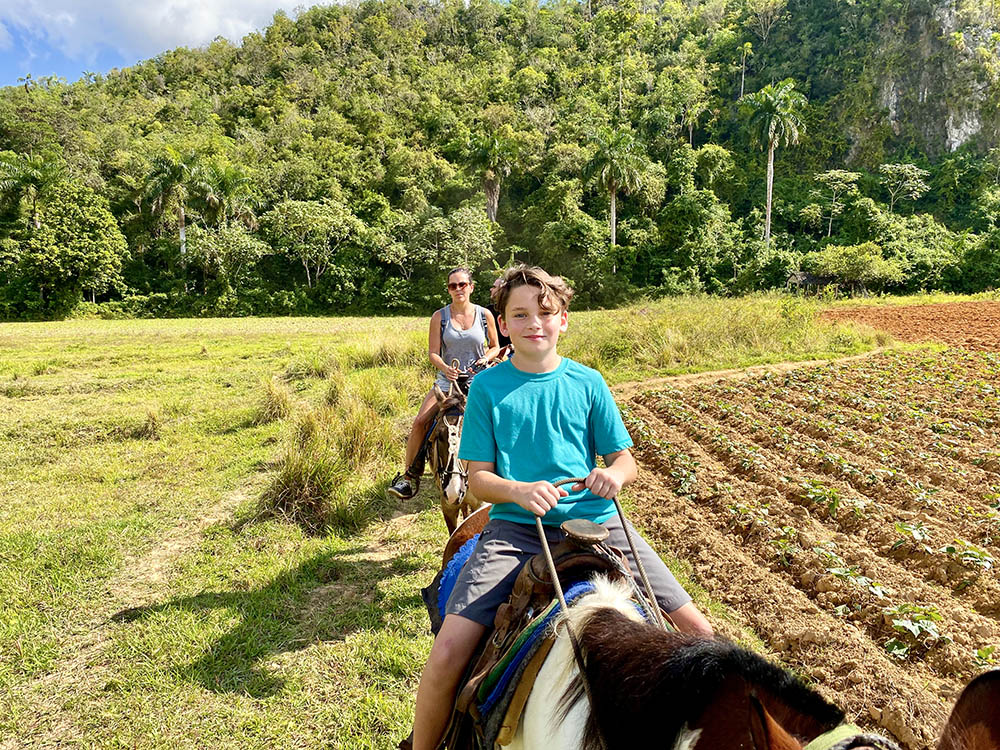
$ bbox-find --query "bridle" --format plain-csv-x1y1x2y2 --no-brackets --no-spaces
436,414,468,503
803,727,902,750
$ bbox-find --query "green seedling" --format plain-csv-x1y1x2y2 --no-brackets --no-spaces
939,539,995,570
891,521,933,553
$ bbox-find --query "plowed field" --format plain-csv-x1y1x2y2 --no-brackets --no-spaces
625,349,1000,749
823,301,1000,351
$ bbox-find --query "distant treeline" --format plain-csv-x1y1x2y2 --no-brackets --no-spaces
1,0,999,319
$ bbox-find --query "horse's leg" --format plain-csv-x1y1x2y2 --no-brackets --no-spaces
442,502,458,535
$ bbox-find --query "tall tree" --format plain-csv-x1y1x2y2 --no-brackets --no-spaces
739,42,753,99
812,170,861,237
194,161,258,229
263,199,365,288
145,147,200,271
742,79,806,246
468,130,518,223
21,182,128,309
0,150,64,229
746,0,787,45
583,127,648,250
879,163,930,213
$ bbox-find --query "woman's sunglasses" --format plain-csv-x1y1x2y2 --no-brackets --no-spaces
448,281,470,291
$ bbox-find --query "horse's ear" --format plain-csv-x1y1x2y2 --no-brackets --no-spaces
748,694,802,750
433,384,447,404
938,670,1000,750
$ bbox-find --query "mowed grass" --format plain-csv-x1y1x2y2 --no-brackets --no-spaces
0,295,884,748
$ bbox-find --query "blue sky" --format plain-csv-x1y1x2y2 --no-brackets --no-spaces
0,2,313,89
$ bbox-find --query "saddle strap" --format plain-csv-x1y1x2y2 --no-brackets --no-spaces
495,637,556,745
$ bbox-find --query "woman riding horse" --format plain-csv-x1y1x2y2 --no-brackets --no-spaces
387,267,500,501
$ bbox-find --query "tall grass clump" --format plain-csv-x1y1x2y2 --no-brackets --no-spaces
565,293,884,381
324,371,347,407
253,377,294,425
283,350,339,380
352,368,414,416
259,389,398,532
341,332,428,371
136,407,161,440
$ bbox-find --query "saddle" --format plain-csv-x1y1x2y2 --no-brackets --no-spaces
435,517,639,749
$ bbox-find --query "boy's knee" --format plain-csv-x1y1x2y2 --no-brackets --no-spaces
669,602,714,638
426,636,474,679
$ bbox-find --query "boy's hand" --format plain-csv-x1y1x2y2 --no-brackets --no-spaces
513,481,568,517
572,468,623,500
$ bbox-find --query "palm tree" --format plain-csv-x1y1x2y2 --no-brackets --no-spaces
739,42,753,99
145,147,199,263
469,131,517,223
0,150,64,229
742,79,806,246
195,161,258,229
582,126,647,249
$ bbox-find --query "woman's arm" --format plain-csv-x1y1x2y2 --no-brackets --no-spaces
469,461,568,517
428,310,459,381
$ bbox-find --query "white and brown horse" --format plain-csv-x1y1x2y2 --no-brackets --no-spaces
427,382,484,535
508,576,1000,750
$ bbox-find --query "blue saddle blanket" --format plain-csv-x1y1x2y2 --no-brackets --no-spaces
436,534,480,619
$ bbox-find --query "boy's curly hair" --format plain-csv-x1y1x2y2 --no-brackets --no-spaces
493,265,574,318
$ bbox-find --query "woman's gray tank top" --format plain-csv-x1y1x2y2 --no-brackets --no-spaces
436,305,487,389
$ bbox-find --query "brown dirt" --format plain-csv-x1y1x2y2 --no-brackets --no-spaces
624,348,1000,750
823,301,1000,351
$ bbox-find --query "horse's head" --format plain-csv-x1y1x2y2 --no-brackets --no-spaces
431,384,468,513
937,669,1000,750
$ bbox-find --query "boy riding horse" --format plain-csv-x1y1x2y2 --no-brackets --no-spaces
407,265,714,750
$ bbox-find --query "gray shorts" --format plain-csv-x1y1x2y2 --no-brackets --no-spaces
444,515,692,627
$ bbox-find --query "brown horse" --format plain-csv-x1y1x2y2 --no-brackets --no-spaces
425,510,1000,750
427,382,484,534
938,669,1000,750
510,577,1000,750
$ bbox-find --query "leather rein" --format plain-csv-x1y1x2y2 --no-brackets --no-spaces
533,478,670,750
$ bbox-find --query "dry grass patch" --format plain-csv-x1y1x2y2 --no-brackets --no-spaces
254,378,295,425
259,396,397,533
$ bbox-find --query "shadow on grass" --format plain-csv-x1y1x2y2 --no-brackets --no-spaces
111,544,427,698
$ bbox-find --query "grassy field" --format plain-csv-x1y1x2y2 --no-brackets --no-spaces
0,293,891,748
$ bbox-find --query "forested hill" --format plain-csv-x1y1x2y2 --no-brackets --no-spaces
1,0,999,319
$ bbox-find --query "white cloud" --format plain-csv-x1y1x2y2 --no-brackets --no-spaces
0,1,311,65
0,21,12,51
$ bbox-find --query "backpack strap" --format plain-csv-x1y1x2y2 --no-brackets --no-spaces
439,305,450,356
479,305,488,341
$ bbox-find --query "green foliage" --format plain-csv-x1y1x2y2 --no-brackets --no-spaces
1,183,127,317
883,603,949,659
879,163,930,214
263,199,366,289
1,0,999,320
803,242,905,292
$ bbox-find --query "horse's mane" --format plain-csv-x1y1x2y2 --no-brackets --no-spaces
436,391,466,418
559,606,844,750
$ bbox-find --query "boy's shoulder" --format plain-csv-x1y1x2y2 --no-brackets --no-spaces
472,357,606,390
561,357,604,380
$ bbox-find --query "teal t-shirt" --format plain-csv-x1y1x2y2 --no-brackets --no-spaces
458,357,633,526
